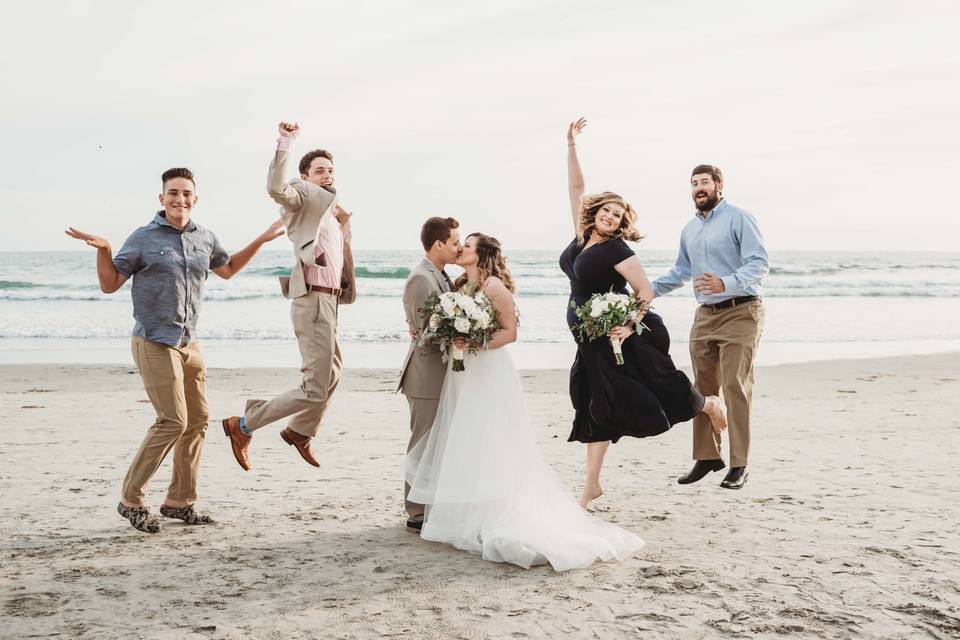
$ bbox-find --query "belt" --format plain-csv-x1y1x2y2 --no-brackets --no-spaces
702,295,759,311
309,285,342,296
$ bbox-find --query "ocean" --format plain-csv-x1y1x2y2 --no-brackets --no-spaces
2,250,959,369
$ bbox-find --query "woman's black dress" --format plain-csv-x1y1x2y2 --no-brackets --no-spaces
559,237,705,443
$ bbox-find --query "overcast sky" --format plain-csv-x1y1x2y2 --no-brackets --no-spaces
2,0,958,253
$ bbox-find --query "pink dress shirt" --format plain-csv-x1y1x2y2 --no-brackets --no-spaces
303,211,344,289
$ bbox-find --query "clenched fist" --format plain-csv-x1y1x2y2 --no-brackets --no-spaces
278,121,300,139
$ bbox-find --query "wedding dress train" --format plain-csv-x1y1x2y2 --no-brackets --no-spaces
405,347,643,571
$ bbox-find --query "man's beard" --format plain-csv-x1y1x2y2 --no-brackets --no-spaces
694,191,720,212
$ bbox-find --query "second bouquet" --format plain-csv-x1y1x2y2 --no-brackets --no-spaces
418,289,499,371
570,292,648,365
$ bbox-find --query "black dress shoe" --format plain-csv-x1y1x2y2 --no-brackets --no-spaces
406,520,423,533
677,459,726,485
720,466,748,490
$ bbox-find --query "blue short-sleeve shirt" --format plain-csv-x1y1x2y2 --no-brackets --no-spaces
113,211,230,347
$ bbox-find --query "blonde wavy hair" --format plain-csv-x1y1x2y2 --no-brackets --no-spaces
577,192,643,245
454,233,517,294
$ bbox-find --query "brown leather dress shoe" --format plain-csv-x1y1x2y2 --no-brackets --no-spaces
280,427,320,468
222,417,252,471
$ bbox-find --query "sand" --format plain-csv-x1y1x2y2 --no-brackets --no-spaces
1,353,959,639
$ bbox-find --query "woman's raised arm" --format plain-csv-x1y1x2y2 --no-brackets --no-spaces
566,117,587,233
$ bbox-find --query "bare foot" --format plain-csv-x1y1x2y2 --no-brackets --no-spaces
703,395,728,434
579,483,603,509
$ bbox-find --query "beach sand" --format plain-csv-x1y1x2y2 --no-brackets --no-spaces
1,354,958,639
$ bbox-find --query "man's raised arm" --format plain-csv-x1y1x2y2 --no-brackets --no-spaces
267,121,306,211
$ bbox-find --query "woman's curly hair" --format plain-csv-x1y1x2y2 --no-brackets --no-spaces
454,233,517,294
577,192,643,245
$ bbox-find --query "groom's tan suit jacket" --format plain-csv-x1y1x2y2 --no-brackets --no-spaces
397,258,450,398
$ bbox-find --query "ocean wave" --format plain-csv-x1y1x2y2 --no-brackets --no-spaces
246,266,292,276
0,280,54,290
768,266,841,276
0,328,407,342
246,265,570,279
4,287,960,301
356,266,410,279
0,329,578,343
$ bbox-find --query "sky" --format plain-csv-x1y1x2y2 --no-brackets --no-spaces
1,0,958,253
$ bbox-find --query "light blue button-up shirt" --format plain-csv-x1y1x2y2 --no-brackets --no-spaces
652,199,769,305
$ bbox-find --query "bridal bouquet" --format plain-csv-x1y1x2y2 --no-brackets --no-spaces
418,289,499,371
571,292,648,365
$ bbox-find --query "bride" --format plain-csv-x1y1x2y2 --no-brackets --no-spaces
405,232,643,571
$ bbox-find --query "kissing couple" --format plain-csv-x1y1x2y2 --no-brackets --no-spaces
398,217,644,571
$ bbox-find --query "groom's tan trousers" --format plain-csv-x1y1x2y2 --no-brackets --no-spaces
244,291,342,437
404,396,441,522
688,300,764,469
122,337,209,507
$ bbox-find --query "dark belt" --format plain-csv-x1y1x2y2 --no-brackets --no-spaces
702,295,759,311
309,285,342,296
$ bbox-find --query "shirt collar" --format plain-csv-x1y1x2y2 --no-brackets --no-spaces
153,210,197,232
421,257,440,273
695,198,727,220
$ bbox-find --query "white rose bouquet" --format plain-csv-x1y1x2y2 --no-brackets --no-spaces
571,292,648,365
418,289,499,371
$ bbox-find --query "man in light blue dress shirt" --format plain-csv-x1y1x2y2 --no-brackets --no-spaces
652,165,768,490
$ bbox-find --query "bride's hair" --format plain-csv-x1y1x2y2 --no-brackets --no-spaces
454,233,517,294
577,192,643,245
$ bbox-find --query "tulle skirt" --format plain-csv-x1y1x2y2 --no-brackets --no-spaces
405,347,643,571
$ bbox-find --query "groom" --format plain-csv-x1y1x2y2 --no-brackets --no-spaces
652,165,768,490
398,216,461,531
223,122,356,470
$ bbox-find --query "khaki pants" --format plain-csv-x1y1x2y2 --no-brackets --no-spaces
122,337,209,507
688,300,765,468
404,395,440,522
244,291,342,437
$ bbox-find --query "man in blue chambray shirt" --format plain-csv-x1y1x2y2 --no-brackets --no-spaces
66,168,284,533
652,165,768,490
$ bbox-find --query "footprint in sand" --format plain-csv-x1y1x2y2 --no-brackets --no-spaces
3,592,62,617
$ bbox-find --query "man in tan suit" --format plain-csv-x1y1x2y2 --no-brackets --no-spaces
223,122,356,470
398,217,462,531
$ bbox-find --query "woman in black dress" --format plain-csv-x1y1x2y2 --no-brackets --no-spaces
559,118,727,508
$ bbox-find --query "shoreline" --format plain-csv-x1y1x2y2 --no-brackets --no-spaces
2,337,960,370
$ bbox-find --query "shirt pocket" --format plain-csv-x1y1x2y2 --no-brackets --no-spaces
146,247,181,269
190,245,214,274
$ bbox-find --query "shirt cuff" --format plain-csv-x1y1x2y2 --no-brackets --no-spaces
720,275,739,295
276,136,291,152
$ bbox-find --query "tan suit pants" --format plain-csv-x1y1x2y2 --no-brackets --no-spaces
244,291,342,437
122,337,209,507
404,395,440,522
688,300,765,468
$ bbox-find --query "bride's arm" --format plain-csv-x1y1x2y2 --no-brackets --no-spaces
484,278,518,350
567,117,587,234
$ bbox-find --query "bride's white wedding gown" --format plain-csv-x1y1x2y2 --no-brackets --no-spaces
405,346,644,571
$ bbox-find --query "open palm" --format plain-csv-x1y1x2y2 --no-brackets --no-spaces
65,227,110,250
567,117,587,143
